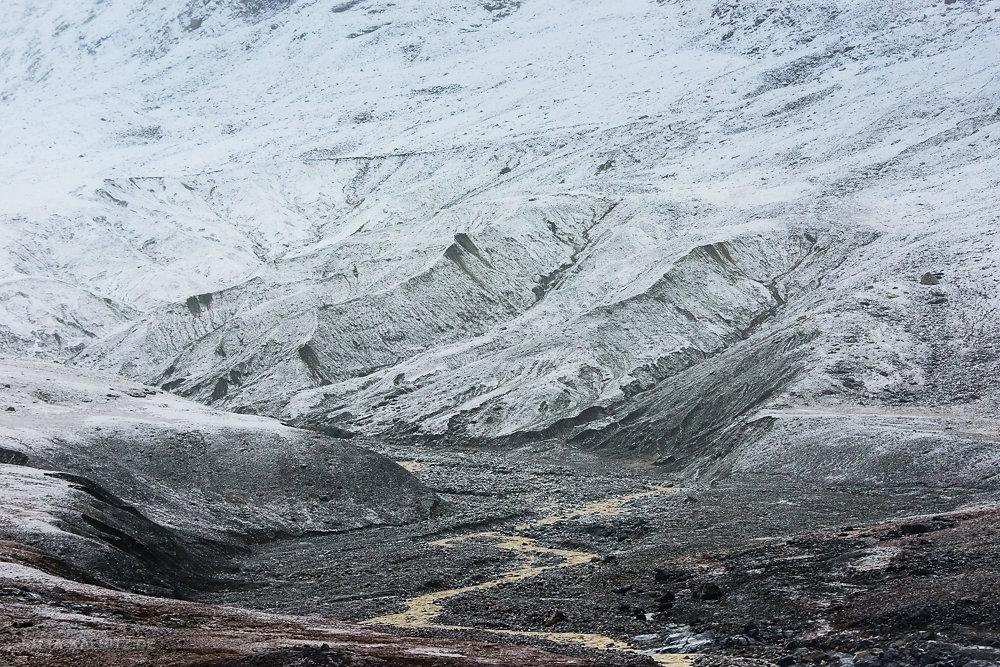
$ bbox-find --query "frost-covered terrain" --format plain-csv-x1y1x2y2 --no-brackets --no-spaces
5,4,1000,665
3,0,1000,472
0,357,437,593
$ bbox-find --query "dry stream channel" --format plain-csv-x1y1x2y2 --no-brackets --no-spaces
367,481,695,665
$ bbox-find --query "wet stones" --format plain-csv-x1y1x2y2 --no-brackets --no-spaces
854,650,882,667
544,609,567,627
690,580,724,601
794,649,832,663
616,602,647,621
653,568,689,584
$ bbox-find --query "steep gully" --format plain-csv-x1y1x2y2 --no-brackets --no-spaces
366,481,694,666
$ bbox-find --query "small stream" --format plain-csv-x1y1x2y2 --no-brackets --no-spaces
367,484,695,665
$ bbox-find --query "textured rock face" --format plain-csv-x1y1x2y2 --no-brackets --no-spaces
2,1,999,472
0,358,438,592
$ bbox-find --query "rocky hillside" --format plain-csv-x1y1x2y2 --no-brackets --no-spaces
0,358,437,594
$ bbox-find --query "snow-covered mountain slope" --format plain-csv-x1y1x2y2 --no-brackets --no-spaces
2,1,999,463
0,357,437,591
